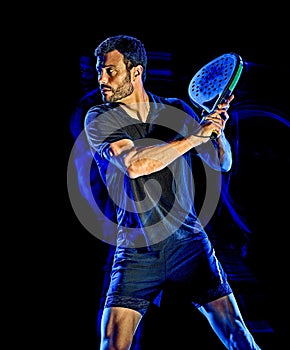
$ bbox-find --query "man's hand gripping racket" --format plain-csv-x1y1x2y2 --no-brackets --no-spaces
188,53,243,140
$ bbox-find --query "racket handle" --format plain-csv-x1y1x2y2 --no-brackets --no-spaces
210,130,218,140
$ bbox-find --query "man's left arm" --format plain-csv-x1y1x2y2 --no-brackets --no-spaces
213,132,232,172
194,95,234,172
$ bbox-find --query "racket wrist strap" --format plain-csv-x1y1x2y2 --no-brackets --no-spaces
193,133,217,140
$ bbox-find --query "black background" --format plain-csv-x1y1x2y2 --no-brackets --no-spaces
53,8,290,350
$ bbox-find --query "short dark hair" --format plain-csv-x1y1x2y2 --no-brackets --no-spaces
95,35,147,82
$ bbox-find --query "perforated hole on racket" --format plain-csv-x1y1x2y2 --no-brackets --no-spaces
188,52,243,139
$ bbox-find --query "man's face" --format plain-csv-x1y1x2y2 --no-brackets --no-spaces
96,50,133,103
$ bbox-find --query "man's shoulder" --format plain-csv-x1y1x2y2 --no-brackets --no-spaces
148,92,199,120
84,103,118,126
148,91,183,105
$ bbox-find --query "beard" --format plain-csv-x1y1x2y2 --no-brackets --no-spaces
103,72,134,103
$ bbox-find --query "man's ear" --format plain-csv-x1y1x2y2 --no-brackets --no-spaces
133,65,143,78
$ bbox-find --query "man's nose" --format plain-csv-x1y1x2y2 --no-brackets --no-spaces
98,71,108,84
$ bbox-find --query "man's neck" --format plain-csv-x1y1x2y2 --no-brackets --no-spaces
120,101,150,122
119,90,150,122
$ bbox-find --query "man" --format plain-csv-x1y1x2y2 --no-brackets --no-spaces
84,35,261,349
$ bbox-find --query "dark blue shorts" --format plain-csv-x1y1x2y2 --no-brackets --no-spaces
104,231,232,315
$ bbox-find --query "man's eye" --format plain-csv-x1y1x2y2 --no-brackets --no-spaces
107,68,114,75
96,68,116,77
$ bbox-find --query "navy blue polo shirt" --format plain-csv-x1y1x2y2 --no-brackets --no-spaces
85,92,209,248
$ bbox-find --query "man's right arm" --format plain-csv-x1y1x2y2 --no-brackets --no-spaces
108,135,206,179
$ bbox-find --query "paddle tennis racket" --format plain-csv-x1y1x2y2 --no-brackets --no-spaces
188,52,243,139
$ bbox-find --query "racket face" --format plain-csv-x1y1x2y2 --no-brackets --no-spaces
188,53,243,114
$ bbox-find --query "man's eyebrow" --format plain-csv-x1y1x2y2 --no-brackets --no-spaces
96,64,117,69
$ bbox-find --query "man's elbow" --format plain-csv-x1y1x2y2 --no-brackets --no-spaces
126,161,149,179
220,159,232,172
126,159,163,179
126,166,139,179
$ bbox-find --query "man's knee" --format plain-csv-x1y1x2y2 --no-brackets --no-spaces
100,307,142,350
